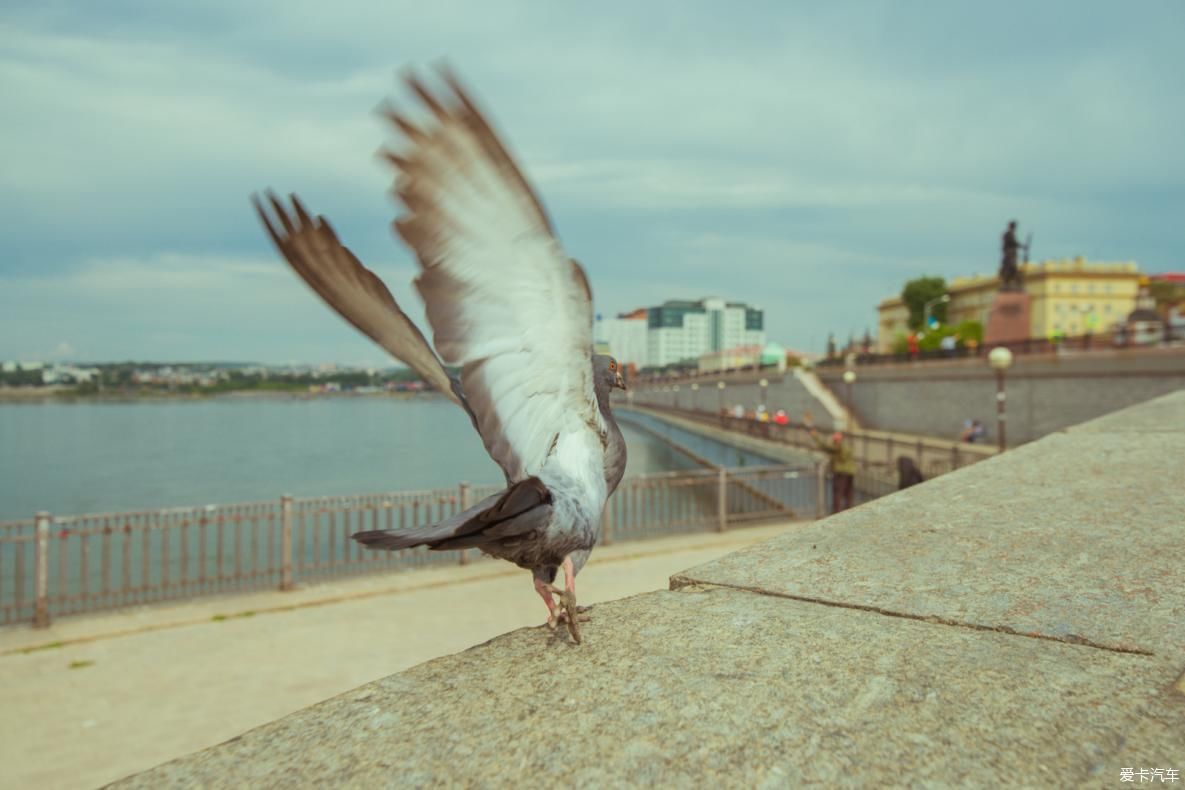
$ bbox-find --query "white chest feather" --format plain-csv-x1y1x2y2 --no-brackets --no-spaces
544,428,608,510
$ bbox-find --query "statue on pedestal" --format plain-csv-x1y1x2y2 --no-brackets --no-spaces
999,220,1030,292
986,221,1034,344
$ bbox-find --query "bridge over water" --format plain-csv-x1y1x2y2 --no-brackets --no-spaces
617,408,812,468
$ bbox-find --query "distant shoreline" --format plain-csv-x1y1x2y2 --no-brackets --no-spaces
0,387,439,404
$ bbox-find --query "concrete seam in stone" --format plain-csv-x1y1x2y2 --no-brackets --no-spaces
669,575,1156,657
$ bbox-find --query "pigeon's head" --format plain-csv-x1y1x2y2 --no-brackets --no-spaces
594,354,627,391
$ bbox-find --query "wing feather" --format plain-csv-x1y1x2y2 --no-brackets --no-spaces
384,69,603,482
252,193,475,421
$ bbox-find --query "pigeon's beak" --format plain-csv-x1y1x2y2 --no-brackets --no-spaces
614,372,626,390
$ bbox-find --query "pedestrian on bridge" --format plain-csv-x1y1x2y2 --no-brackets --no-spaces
803,415,856,513
897,456,925,490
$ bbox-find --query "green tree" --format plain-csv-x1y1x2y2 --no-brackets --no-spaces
954,319,984,345
0,367,44,387
1149,279,1185,312
901,276,948,330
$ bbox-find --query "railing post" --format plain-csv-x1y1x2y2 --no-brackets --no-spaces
33,511,50,628
280,495,294,591
458,482,471,564
716,467,728,532
815,463,827,520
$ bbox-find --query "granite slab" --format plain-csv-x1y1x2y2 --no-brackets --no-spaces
675,427,1185,660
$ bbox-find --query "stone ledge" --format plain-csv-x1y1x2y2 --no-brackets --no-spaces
113,586,1183,788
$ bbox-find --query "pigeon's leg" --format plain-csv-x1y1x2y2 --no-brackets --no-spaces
550,555,590,644
533,574,560,628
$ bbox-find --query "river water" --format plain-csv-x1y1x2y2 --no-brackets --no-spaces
0,396,711,521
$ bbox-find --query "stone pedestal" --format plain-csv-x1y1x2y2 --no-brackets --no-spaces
985,291,1031,345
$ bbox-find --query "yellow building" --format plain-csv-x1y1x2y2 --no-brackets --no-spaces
877,300,910,351
877,258,1142,351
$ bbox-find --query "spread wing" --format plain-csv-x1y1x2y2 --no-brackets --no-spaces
385,69,602,483
252,193,474,419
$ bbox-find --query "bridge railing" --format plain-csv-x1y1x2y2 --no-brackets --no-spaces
0,467,817,629
632,404,994,481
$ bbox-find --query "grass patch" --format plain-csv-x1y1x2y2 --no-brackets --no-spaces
68,659,94,670
20,641,64,654
211,610,256,622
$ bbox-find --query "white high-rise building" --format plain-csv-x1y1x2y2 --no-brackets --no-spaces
593,309,650,370
645,297,765,368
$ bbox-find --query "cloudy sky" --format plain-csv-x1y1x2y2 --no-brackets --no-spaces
2,1,1182,364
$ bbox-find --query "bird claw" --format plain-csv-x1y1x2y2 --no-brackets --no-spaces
560,594,586,644
544,601,589,628
547,587,589,644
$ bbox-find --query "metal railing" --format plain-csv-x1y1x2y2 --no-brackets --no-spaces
1,466,820,628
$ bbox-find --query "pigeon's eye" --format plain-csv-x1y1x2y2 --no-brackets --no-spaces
608,361,617,371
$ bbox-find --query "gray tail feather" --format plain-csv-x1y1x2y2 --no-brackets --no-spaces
352,490,504,551
351,477,550,552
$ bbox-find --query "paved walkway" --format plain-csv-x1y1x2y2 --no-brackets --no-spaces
0,522,798,790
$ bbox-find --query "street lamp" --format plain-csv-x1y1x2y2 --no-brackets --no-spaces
717,380,726,418
842,369,856,429
988,346,1014,451
690,382,699,411
923,294,951,330
759,377,769,411
672,384,680,409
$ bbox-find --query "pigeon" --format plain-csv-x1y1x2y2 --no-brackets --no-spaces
252,67,627,643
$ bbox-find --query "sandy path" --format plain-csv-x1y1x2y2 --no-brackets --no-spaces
0,522,798,789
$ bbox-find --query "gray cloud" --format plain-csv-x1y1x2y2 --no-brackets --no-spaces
1,0,1182,361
